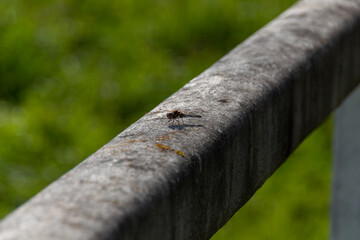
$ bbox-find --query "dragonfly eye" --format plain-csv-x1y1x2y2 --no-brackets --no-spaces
166,113,172,119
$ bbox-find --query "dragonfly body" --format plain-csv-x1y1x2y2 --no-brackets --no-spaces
166,110,201,124
147,109,202,125
151,110,201,125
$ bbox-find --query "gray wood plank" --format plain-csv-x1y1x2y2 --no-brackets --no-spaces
332,85,360,240
1,0,360,239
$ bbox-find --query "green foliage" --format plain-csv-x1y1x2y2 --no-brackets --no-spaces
0,0,331,239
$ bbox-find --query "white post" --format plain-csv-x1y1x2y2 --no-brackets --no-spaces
332,85,360,240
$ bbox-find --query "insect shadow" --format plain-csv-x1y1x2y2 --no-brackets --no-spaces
168,124,203,130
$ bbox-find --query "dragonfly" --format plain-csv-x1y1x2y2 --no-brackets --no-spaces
147,109,202,125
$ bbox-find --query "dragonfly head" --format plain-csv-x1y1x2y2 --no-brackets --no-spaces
166,112,173,119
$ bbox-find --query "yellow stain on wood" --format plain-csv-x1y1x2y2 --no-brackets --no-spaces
155,143,185,157
156,135,172,141
156,143,170,150
175,150,185,157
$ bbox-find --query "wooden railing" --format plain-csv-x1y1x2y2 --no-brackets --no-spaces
1,0,360,239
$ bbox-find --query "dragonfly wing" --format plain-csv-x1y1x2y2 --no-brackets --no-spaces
182,113,202,118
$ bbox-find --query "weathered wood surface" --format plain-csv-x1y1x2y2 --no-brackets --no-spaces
1,0,360,239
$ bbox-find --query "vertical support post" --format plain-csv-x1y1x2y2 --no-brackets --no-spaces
332,85,360,240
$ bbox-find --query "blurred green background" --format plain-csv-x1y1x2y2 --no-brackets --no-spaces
0,0,331,239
